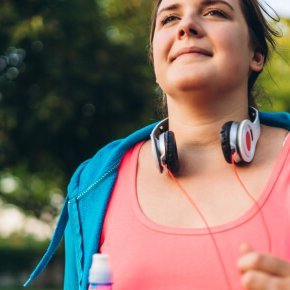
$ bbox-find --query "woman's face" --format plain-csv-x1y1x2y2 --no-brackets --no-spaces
152,0,263,99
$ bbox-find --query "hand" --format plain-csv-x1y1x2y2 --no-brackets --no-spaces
237,244,290,290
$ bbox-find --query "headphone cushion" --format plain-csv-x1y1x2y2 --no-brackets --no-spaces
164,131,179,174
220,121,234,163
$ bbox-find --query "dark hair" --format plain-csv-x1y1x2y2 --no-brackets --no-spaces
149,0,280,107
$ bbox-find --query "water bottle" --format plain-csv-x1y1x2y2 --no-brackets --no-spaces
88,254,113,290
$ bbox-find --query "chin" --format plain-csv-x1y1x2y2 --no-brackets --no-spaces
165,72,211,93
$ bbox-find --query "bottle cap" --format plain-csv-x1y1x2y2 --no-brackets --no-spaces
89,254,112,284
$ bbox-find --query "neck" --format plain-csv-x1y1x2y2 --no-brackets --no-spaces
167,91,249,147
166,93,249,174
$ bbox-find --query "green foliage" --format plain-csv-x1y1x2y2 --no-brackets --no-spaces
0,235,50,272
0,235,63,288
0,0,156,221
98,0,152,46
258,18,290,112
1,288,59,290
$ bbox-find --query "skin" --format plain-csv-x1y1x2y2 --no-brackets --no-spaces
153,0,263,107
238,244,290,290
137,0,289,289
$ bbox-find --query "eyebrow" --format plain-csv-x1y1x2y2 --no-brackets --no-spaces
157,3,180,17
157,0,234,17
203,0,234,11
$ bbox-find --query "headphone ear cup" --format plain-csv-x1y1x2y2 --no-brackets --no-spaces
220,121,234,163
164,131,179,174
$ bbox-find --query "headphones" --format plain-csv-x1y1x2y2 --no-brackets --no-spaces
150,107,261,174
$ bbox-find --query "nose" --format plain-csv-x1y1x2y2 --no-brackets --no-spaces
177,16,204,39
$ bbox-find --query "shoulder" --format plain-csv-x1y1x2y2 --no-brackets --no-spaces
258,110,289,157
260,125,288,148
256,125,288,172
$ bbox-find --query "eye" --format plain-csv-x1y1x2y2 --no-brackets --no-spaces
161,14,179,26
204,9,228,18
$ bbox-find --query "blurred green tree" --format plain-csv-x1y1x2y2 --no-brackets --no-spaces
0,0,155,222
258,18,290,112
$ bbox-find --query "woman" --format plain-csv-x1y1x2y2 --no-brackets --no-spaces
26,0,289,289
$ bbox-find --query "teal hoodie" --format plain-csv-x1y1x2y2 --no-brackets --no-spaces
25,112,290,290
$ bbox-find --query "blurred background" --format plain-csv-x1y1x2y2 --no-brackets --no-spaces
0,0,289,289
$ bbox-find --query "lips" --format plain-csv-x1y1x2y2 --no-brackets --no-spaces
170,46,213,62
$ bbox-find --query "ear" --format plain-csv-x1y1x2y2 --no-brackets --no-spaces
249,50,265,73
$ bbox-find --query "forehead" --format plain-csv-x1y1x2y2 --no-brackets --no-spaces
157,0,240,11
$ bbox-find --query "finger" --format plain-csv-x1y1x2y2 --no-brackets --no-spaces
238,252,290,277
241,270,285,290
240,243,253,255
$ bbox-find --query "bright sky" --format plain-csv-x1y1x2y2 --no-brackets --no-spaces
263,0,290,18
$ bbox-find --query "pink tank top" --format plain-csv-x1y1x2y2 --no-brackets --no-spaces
100,135,290,290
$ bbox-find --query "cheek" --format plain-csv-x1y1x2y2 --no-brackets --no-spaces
152,33,170,78
220,30,245,50
153,30,173,60
218,27,251,64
